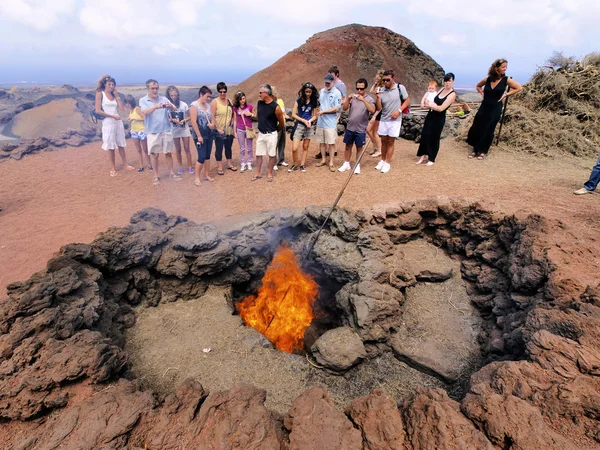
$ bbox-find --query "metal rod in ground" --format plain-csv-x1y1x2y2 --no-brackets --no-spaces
305,137,372,259
495,77,512,146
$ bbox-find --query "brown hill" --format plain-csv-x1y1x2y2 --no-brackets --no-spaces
236,24,445,108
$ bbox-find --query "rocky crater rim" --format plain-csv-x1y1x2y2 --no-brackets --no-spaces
1,198,599,449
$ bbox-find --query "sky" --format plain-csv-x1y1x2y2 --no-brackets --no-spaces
1,0,599,88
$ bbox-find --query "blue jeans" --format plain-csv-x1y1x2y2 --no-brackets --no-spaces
583,154,600,192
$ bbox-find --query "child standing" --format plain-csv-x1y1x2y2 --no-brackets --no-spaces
233,91,254,172
125,95,152,172
421,81,438,109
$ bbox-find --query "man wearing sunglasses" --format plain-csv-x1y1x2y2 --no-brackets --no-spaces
338,78,375,174
375,70,410,173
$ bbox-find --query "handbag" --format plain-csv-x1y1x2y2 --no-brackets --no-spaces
239,107,256,139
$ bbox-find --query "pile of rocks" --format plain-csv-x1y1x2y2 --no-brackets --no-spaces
1,200,599,449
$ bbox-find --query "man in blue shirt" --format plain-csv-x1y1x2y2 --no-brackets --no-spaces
139,79,181,185
316,73,342,171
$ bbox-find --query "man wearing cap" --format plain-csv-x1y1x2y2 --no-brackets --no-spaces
375,70,409,174
316,73,342,171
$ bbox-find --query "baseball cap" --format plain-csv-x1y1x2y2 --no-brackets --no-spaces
324,73,334,82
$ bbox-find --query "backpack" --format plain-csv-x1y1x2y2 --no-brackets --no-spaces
397,84,410,115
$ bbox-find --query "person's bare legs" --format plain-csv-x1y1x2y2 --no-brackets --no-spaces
328,143,336,168
267,155,276,179
117,146,135,170
319,143,327,163
367,120,381,155
384,136,395,163
292,139,301,165
194,162,203,185
380,135,389,161
174,138,183,170
254,155,263,179
183,137,193,170
108,150,117,175
141,140,151,167
343,143,352,164
166,153,176,176
133,139,144,167
151,153,160,183
300,139,310,166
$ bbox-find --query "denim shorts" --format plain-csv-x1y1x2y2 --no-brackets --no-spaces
130,130,147,141
343,129,366,147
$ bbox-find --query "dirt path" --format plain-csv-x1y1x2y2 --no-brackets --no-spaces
0,137,598,294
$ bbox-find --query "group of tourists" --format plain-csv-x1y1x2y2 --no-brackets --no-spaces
93,59,597,195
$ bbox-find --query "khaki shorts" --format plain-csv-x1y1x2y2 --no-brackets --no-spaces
256,131,278,157
293,122,315,141
315,127,337,145
147,132,175,155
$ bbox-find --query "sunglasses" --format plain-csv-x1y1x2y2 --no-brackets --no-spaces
356,87,366,91
382,78,391,82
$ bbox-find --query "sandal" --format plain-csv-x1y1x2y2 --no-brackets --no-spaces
315,161,326,167
217,169,224,176
170,174,182,181
194,179,201,186
266,176,273,182
227,166,237,172
110,170,118,177
476,154,486,160
468,152,477,158
251,175,263,182
152,177,160,185
205,176,215,182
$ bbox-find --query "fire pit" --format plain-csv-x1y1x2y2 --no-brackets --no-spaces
2,200,596,449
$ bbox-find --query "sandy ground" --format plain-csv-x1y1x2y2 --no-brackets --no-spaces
0,136,599,295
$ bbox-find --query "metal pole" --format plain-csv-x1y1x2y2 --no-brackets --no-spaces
495,77,512,146
305,136,372,259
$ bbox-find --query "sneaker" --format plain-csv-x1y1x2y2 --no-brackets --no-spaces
280,161,289,167
188,168,195,174
368,148,377,156
273,165,278,171
137,167,144,173
247,163,253,171
354,163,360,174
300,165,306,172
375,160,385,171
288,165,298,172
240,164,246,173
574,188,593,195
338,161,351,172
177,168,184,175
315,152,322,159
148,165,153,171
381,162,391,173
371,149,382,158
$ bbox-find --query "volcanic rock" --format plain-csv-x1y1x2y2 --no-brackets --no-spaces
346,389,407,449
311,326,367,371
284,386,362,450
236,24,444,107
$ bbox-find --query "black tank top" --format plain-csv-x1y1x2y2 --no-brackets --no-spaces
257,100,278,133
482,76,507,105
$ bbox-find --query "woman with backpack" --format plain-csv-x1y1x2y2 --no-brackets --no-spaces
211,82,237,175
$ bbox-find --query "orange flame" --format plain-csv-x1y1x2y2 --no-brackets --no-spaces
237,243,318,353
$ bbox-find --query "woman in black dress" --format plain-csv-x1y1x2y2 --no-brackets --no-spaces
416,73,457,166
467,59,522,159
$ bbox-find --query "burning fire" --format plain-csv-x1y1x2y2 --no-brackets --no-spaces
237,243,318,353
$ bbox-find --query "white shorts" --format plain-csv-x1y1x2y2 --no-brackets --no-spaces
147,132,175,155
255,131,277,157
172,126,191,139
378,119,402,138
101,118,126,150
315,127,337,145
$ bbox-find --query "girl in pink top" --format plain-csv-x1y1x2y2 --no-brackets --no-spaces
232,91,254,172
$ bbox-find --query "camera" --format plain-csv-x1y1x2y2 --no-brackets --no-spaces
353,94,359,98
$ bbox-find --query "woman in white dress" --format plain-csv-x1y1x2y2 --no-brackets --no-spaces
95,75,135,177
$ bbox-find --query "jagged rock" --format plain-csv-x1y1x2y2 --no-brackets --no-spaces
356,226,395,259
311,327,367,371
336,281,404,342
169,221,220,252
400,240,454,281
310,233,362,283
403,388,494,450
155,247,189,278
190,240,236,276
284,386,362,450
346,389,406,449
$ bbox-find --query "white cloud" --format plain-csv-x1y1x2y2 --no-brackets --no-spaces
0,0,76,31
152,42,191,56
439,33,465,46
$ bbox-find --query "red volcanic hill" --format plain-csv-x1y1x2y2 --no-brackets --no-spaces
236,24,445,107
